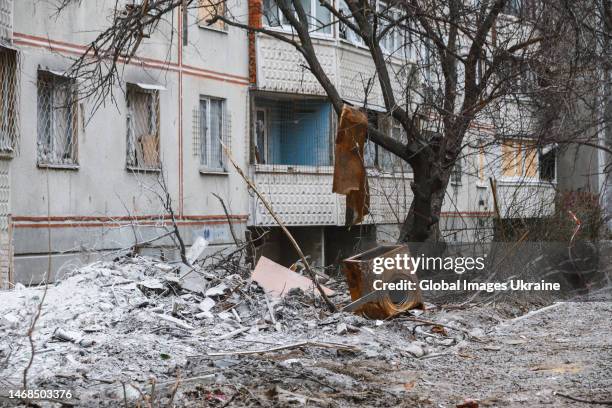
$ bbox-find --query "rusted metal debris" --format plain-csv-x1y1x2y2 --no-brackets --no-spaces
332,105,370,226
342,245,423,319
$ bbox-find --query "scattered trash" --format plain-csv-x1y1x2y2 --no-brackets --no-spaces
251,256,334,298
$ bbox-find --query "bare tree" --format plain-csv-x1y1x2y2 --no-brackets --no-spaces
63,0,611,243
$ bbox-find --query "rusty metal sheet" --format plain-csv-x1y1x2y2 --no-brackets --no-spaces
342,245,423,319
332,105,370,226
252,256,334,298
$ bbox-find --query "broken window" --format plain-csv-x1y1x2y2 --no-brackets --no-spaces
0,47,18,154
37,71,78,166
253,96,332,167
539,146,556,182
199,97,226,171
198,0,227,30
126,85,160,170
501,140,538,179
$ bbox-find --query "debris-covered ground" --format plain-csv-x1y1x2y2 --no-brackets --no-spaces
0,256,610,407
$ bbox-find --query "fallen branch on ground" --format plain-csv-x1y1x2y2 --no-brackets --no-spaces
221,142,337,312
207,341,360,356
554,392,612,405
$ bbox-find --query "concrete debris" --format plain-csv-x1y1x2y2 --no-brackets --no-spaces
251,256,334,298
186,237,209,265
137,278,166,296
198,297,216,312
403,342,426,358
0,254,537,407
53,328,95,348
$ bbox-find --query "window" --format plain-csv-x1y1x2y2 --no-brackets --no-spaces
501,140,538,179
199,97,226,171
254,108,269,164
378,2,402,55
503,0,537,19
253,97,331,166
364,113,405,172
339,0,364,45
126,85,160,170
198,0,226,30
0,47,18,154
262,0,331,34
478,144,486,181
451,158,462,185
539,147,556,182
37,71,78,166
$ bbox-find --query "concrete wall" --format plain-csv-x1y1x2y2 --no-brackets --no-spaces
7,0,250,284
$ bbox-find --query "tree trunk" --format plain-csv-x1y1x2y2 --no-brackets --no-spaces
397,153,449,244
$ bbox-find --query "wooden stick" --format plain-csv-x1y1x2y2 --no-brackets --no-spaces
221,142,337,312
207,341,359,356
554,392,612,405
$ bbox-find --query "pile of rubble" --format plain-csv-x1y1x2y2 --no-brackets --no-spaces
0,252,488,407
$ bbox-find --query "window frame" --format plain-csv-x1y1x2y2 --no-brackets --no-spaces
262,0,333,37
0,47,18,156
197,0,228,32
450,157,463,185
36,70,79,169
500,139,539,182
199,95,227,173
125,84,161,171
254,107,270,164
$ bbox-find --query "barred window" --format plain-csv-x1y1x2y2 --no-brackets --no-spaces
37,71,78,166
0,47,18,154
199,97,226,171
126,85,160,170
451,158,462,185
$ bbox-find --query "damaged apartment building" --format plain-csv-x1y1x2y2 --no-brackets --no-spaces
0,0,252,287
0,0,609,287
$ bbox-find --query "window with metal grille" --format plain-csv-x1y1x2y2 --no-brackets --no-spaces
198,96,227,171
37,71,78,166
0,47,18,154
451,158,463,185
126,85,160,170
252,96,332,167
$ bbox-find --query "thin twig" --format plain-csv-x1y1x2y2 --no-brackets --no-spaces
212,193,240,246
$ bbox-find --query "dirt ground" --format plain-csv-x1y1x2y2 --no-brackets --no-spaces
0,258,610,407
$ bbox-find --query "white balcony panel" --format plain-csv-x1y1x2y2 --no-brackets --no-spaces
250,165,412,227
251,165,339,226
497,181,556,219
256,35,336,96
